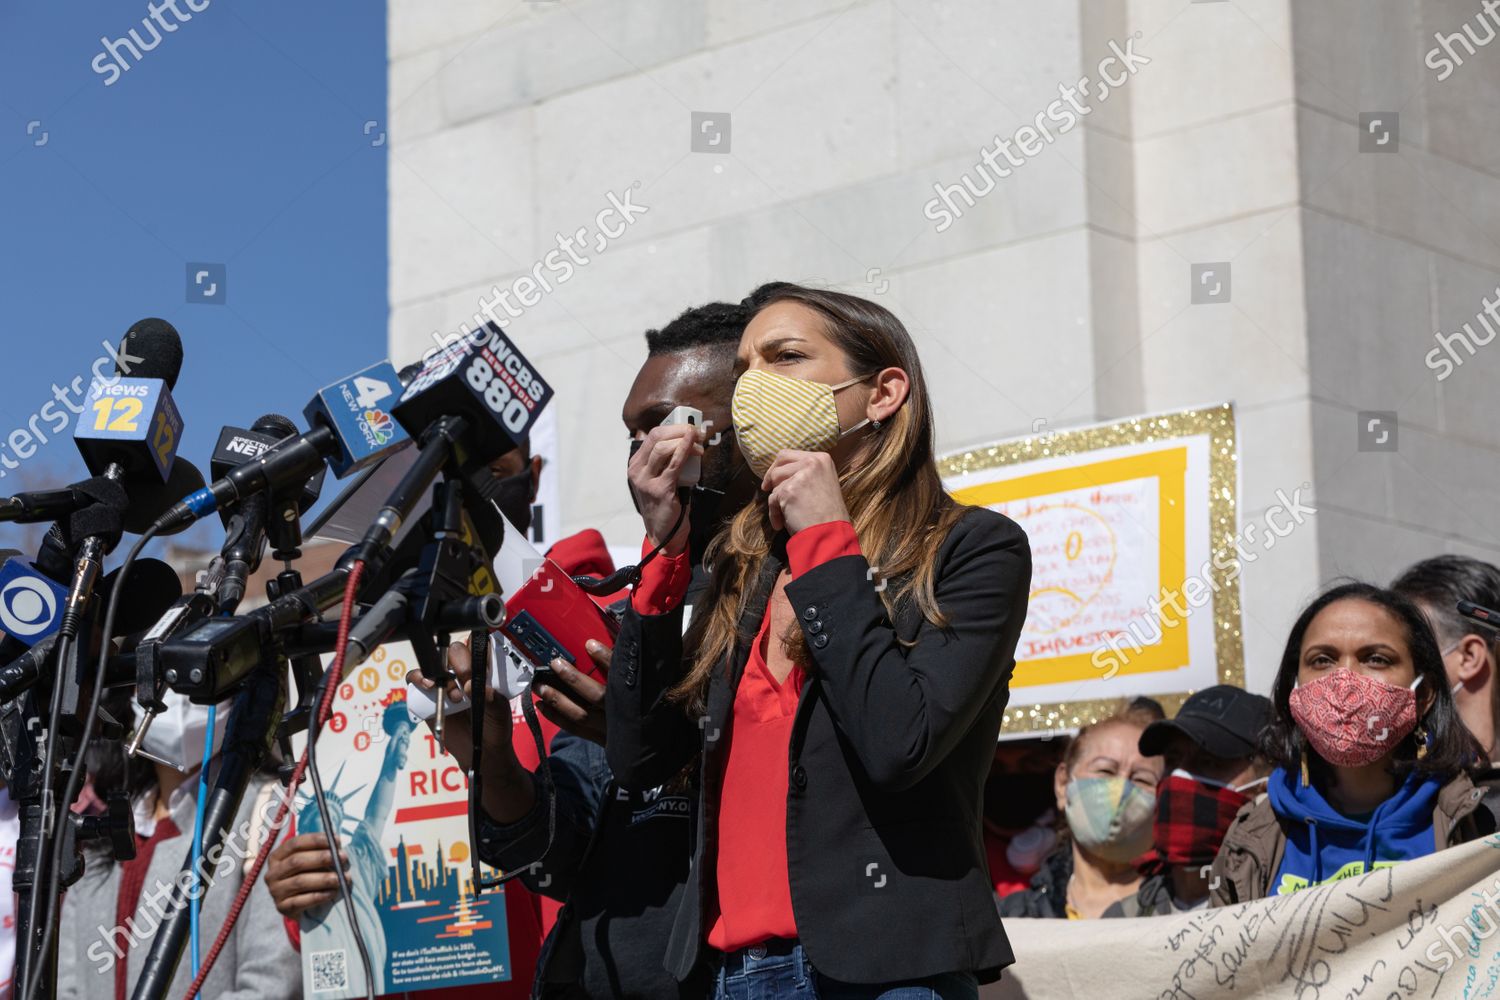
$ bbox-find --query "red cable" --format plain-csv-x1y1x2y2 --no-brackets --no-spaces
180,561,365,1000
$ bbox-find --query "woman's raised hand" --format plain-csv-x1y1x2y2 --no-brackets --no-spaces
762,450,851,535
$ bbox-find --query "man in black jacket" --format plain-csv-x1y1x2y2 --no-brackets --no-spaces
449,301,755,999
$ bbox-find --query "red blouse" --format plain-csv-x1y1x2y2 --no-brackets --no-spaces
632,520,863,950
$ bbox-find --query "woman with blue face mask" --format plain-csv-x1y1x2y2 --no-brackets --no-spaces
610,283,1032,999
999,706,1165,920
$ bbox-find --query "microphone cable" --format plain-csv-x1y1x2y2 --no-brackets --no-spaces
466,630,555,893
187,701,218,996
573,490,689,596
180,561,372,1000
303,646,376,999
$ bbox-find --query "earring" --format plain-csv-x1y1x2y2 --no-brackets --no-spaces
1416,724,1430,760
871,418,882,430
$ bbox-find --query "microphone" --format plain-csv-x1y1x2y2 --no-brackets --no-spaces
304,360,412,476
393,321,552,463
100,559,185,633
151,361,408,534
0,550,181,654
342,322,551,570
41,319,187,709
0,460,205,537
0,558,69,647
0,489,82,525
0,535,67,665
152,340,549,701
53,319,188,578
0,559,182,700
216,414,309,611
73,318,185,484
208,418,324,519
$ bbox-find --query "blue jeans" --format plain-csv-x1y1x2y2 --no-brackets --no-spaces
713,940,980,1000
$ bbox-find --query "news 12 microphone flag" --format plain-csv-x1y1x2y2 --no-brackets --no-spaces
292,639,511,998
938,404,1244,738
74,374,184,481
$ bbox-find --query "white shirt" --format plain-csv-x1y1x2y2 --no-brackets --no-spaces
131,777,197,840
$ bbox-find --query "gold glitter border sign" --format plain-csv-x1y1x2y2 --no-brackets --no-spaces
938,404,1242,738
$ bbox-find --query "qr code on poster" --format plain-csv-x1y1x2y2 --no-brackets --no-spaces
311,949,348,993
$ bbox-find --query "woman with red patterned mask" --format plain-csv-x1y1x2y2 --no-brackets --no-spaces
1207,583,1488,905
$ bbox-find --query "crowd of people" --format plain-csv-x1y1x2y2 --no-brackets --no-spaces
10,282,1500,999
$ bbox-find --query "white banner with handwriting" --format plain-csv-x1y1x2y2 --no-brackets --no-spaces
986,835,1500,1000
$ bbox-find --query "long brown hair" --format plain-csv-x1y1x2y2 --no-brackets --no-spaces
671,284,968,709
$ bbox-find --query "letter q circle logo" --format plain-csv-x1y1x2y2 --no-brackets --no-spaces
0,574,59,637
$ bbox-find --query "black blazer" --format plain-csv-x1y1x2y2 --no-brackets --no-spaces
605,506,1031,985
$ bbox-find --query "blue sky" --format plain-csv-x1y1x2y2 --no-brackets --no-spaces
0,0,385,549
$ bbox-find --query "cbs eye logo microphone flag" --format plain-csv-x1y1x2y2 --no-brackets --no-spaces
0,559,67,645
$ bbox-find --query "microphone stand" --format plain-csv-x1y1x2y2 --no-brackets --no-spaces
130,416,505,1000
11,678,64,1000
129,468,312,1000
13,474,128,1000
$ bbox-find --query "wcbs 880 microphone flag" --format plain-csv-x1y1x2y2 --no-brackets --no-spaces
393,321,553,461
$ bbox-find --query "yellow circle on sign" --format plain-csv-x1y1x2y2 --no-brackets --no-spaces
388,661,405,681
372,647,386,663
358,668,379,693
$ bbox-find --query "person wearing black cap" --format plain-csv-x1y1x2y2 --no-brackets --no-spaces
1103,685,1271,916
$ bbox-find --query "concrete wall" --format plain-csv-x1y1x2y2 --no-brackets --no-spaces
388,0,1500,697
1289,0,1500,596
1109,0,1317,691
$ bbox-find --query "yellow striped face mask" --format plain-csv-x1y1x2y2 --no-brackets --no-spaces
730,368,870,477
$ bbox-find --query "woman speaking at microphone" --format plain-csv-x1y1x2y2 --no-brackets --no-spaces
608,283,1032,999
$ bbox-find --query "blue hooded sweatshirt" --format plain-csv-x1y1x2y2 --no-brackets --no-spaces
1267,765,1442,895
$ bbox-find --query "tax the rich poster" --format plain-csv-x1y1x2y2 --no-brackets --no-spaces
295,640,511,997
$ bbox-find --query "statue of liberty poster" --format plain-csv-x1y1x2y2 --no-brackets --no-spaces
295,640,512,997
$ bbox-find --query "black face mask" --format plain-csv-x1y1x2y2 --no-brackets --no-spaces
628,438,645,514
482,468,535,535
685,484,725,567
